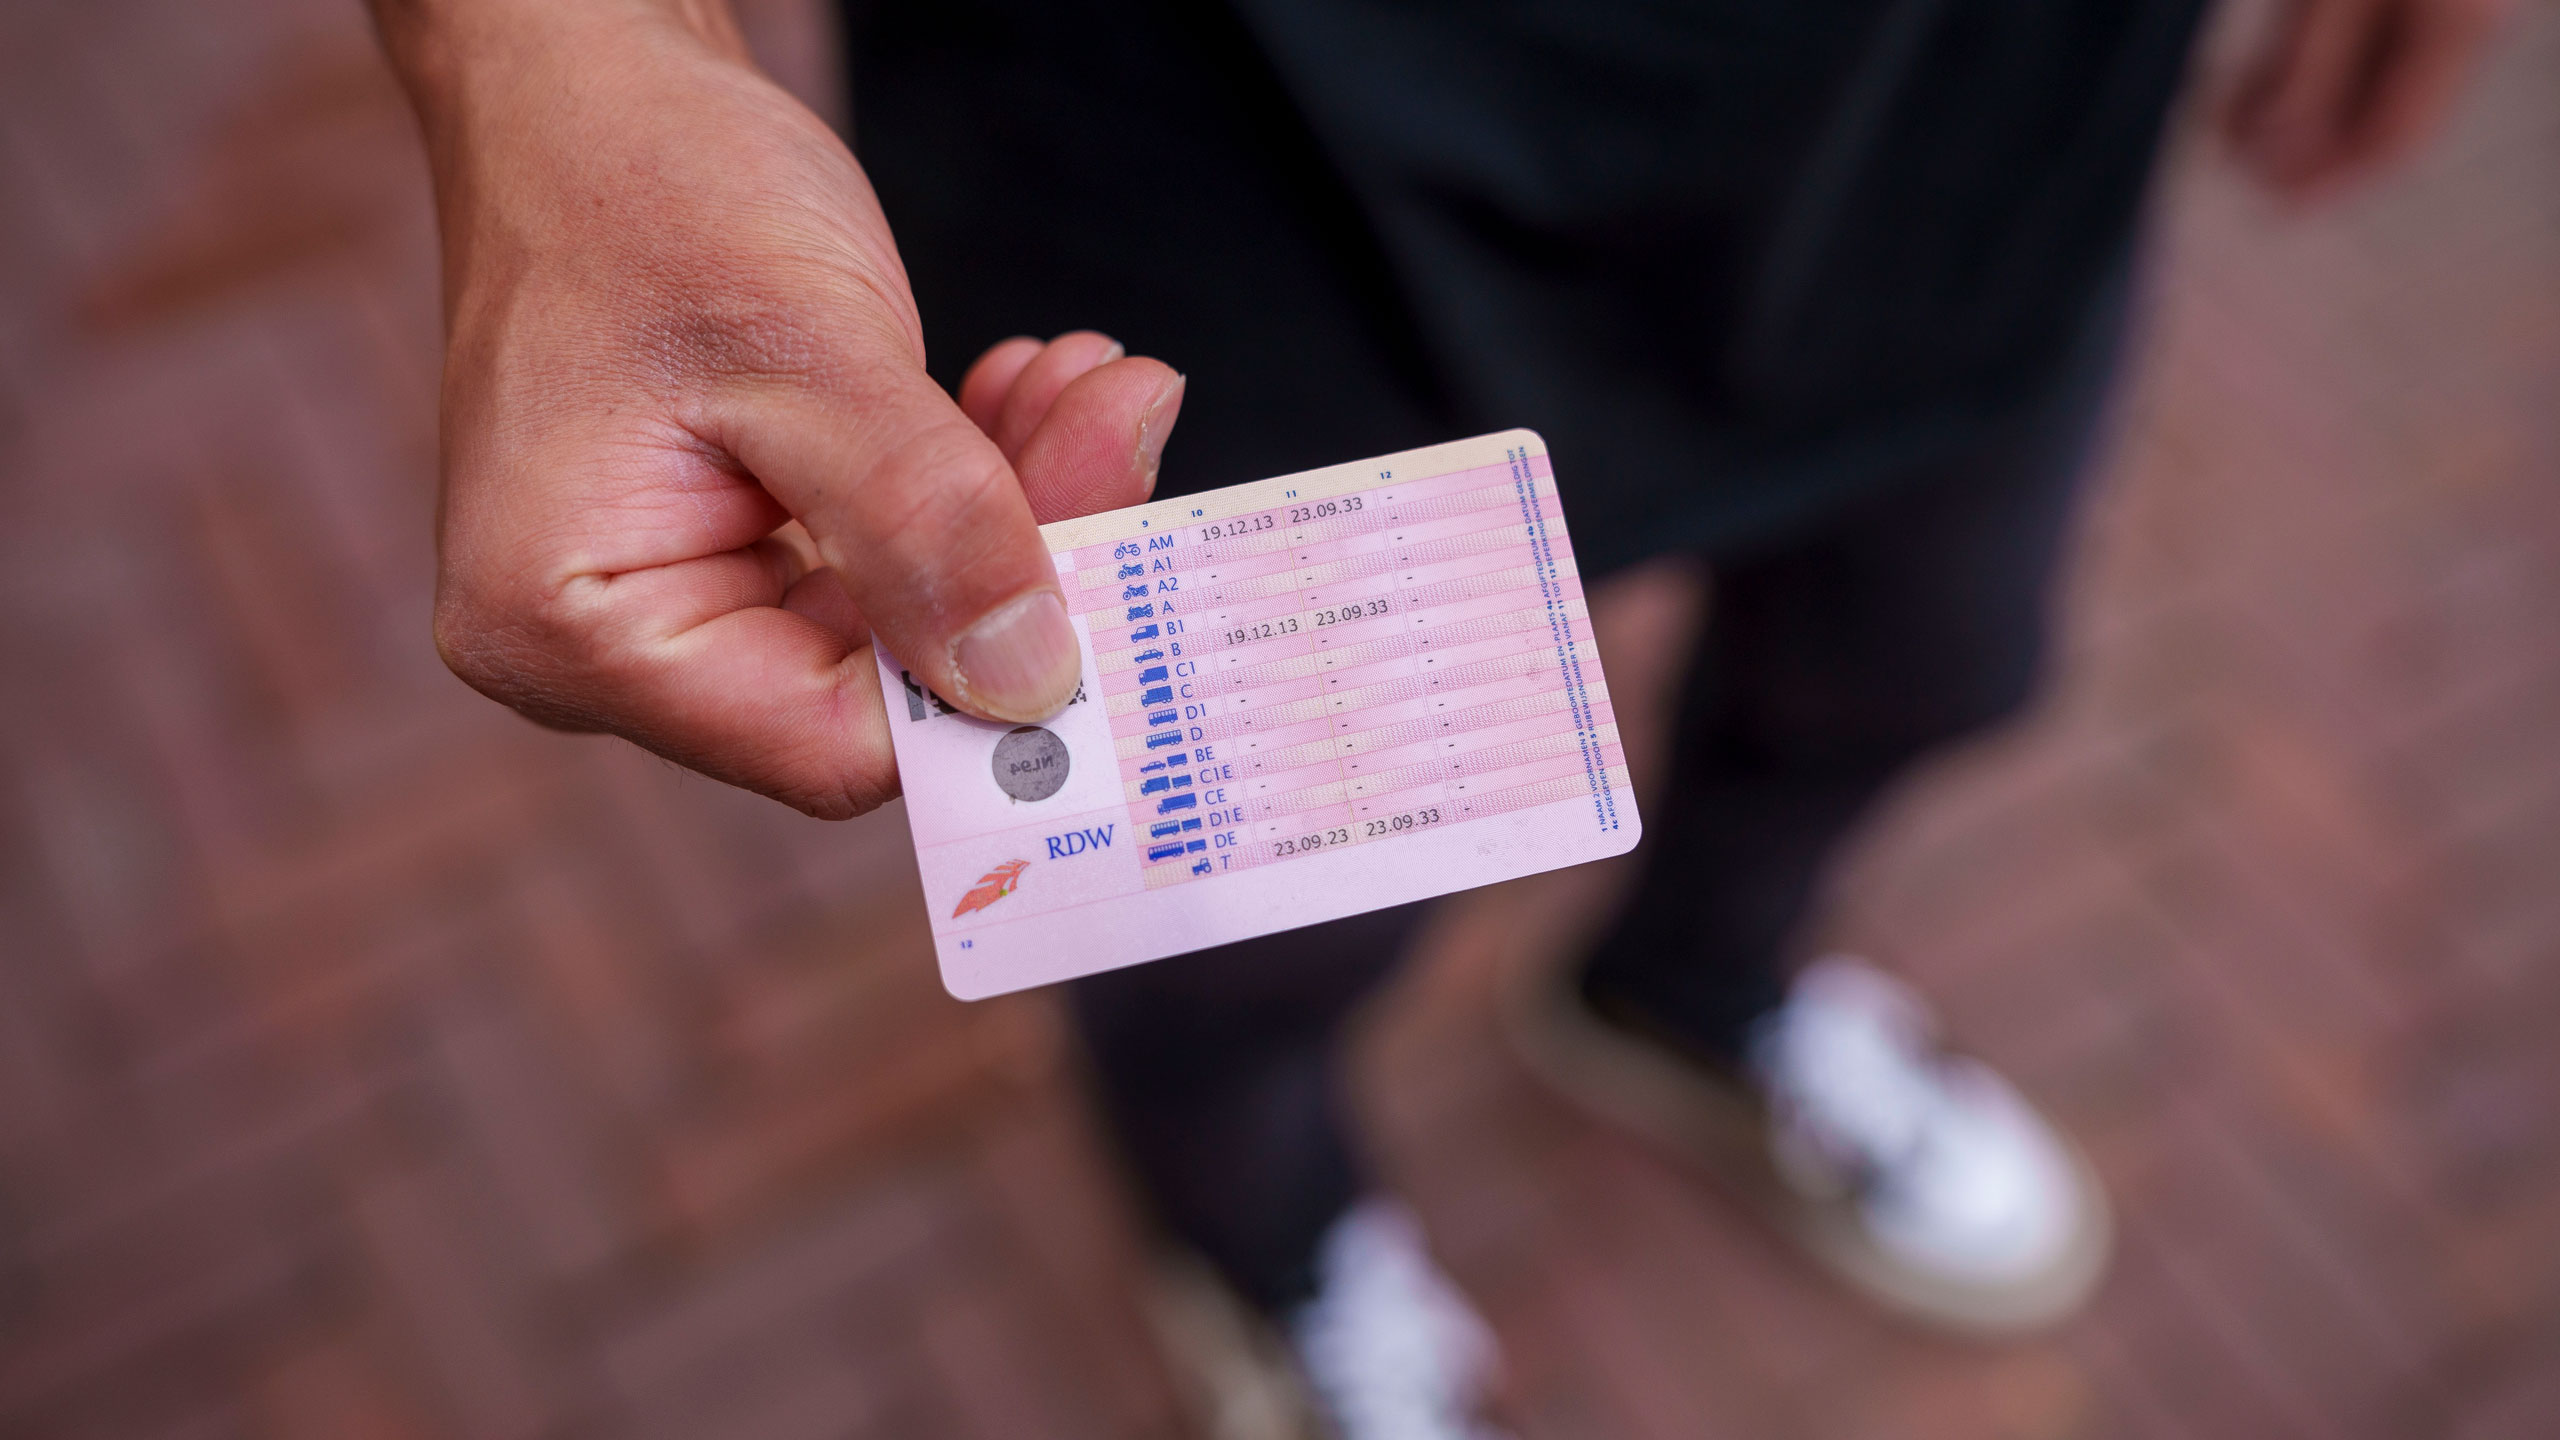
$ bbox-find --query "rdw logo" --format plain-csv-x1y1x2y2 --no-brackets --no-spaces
1045,825,1114,859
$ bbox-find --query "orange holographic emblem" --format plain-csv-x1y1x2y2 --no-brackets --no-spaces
951,859,1031,919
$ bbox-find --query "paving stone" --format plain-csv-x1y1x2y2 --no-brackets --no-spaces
3,1,2557,1437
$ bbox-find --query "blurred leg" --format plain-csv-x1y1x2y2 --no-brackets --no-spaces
1580,264,2135,1059
856,0,1451,1317
1072,264,2132,1309
1068,903,1426,1311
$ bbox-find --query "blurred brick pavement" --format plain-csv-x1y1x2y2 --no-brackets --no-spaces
1,2,2555,1438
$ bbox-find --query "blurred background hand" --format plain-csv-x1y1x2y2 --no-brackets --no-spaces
379,0,1183,818
2224,0,2516,197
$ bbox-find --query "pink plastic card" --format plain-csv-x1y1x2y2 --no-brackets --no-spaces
877,430,1642,999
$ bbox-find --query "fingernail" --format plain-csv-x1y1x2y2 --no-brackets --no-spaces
1136,373,1186,498
953,589,1081,720
1101,339,1126,364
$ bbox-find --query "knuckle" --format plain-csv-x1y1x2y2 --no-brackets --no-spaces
430,561,611,728
933,441,1019,523
863,425,1016,553
777,781,869,823
429,581,516,697
783,743,901,824
729,710,901,823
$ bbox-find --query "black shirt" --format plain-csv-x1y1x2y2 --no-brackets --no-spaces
843,0,2206,571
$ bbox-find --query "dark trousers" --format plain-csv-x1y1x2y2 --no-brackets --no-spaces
843,0,2181,1318
1068,274,2124,1310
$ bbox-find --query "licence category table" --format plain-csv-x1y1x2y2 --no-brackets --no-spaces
1062,444,1630,887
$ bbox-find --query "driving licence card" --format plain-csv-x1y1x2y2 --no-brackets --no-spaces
877,429,1641,999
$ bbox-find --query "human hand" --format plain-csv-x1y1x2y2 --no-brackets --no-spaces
374,0,1182,818
2222,0,2514,200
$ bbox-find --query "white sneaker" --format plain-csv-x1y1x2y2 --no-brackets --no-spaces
1752,956,2094,1297
1287,1200,1512,1440
1501,948,2111,1335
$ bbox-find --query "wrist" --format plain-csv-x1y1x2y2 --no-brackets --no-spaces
372,0,749,122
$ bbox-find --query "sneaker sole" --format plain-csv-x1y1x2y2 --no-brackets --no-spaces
1493,946,2113,1338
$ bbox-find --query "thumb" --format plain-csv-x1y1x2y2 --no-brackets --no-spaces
718,345,1079,724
